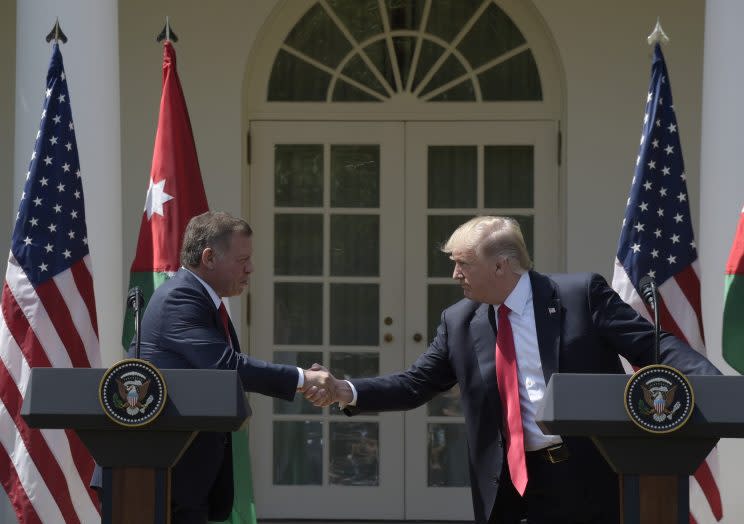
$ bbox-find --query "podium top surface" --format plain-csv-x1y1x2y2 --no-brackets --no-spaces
21,367,250,432
537,373,744,438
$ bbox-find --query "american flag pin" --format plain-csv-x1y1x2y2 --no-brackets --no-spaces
548,307,556,314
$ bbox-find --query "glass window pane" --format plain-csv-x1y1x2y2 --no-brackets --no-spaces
428,284,465,340
330,215,379,276
428,423,470,487
333,80,382,102
392,36,416,88
285,3,351,68
428,146,476,209
275,145,323,207
362,39,397,92
484,146,534,208
330,422,379,486
457,3,526,69
412,40,444,92
428,79,476,102
428,215,474,277
273,351,323,414
268,49,331,102
428,384,463,417
331,145,380,208
419,55,467,98
330,284,379,345
274,214,323,275
339,54,388,98
329,352,380,416
426,0,481,42
327,0,382,43
478,50,542,101
510,215,534,261
385,0,425,31
275,283,323,345
274,421,323,485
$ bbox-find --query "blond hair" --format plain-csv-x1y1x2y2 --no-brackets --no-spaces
442,216,532,272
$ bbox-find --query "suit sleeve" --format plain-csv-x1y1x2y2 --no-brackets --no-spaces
158,285,298,401
347,312,458,414
588,273,721,375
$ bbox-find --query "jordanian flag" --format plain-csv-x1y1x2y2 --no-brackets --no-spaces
126,39,258,524
723,205,744,374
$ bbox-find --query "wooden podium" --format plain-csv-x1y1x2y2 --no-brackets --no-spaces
21,367,250,524
536,373,744,524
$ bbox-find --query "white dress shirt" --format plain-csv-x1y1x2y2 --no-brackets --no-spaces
499,272,561,451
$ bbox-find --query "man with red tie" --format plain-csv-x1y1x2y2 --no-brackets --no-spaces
130,211,334,523
308,216,719,524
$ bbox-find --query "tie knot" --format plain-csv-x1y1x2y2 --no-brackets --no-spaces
498,304,511,320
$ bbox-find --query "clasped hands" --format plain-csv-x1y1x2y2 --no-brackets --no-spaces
301,363,352,407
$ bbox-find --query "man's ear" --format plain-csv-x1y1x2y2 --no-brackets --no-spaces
200,247,215,269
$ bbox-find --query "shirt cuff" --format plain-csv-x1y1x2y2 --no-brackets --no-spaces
338,380,358,408
296,367,304,390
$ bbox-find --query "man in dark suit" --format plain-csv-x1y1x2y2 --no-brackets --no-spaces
95,211,334,523
304,216,720,524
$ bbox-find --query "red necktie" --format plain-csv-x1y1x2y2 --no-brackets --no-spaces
495,304,528,495
218,302,232,348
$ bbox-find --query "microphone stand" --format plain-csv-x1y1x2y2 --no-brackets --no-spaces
650,281,660,364
128,287,144,360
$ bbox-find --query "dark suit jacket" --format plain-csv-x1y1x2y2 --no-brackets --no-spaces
345,271,720,524
130,268,298,520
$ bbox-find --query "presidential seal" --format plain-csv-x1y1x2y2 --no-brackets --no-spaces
99,359,167,427
624,364,694,434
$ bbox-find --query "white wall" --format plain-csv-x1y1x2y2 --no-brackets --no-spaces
533,0,705,279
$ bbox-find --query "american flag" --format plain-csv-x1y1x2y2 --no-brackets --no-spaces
611,43,722,523
0,44,101,523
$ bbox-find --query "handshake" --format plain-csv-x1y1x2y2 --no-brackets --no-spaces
300,364,353,407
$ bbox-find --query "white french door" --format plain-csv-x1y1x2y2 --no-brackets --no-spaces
248,120,559,520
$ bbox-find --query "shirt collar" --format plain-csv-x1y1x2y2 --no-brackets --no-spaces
183,267,222,309
500,271,532,317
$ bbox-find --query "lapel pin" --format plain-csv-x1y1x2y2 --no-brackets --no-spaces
548,307,556,314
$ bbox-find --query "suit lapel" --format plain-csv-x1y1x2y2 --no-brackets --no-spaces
472,303,502,415
530,271,562,383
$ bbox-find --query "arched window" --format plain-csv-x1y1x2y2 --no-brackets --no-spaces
268,0,542,102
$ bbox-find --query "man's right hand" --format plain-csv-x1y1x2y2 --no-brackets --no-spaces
302,363,353,407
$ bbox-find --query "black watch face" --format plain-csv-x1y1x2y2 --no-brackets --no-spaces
624,364,694,434
99,359,168,427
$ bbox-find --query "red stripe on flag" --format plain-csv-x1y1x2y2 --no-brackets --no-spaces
33,279,90,368
2,283,52,368
70,261,98,337
0,361,80,524
693,459,723,520
0,444,42,524
654,297,686,344
64,428,99,510
689,515,697,524
672,268,706,344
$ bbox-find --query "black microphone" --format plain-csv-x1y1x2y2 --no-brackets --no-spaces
127,287,144,359
638,275,660,364
127,286,144,313
638,275,656,308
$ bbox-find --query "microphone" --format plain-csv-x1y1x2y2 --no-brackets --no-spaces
638,275,660,364
127,286,144,313
127,287,144,359
638,275,656,308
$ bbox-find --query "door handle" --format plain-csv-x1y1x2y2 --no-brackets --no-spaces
413,333,422,343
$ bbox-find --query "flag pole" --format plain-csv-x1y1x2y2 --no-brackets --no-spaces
157,16,179,44
45,18,68,44
647,17,669,46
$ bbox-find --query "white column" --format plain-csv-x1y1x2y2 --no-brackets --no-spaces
14,0,123,366
698,1,744,523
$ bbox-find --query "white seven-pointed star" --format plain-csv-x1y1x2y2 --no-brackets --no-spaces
145,178,175,219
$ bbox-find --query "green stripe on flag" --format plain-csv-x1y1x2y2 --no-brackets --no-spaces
723,273,744,374
121,271,171,351
209,427,258,524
